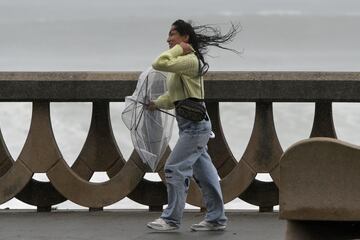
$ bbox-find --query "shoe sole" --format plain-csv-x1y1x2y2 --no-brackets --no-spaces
191,226,226,231
147,223,178,231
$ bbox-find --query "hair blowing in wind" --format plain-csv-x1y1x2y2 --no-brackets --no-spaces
172,19,241,75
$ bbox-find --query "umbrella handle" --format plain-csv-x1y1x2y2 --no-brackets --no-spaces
156,108,176,118
138,100,176,118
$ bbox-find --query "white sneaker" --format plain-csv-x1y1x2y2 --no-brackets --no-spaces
147,218,179,231
191,220,226,231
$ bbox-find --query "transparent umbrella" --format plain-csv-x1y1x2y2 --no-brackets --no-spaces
122,67,175,171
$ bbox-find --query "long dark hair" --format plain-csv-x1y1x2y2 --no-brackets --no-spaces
172,19,240,76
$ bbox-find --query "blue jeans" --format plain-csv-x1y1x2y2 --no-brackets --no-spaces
161,114,227,227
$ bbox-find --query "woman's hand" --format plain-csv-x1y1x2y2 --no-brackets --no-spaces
147,101,157,111
179,42,193,55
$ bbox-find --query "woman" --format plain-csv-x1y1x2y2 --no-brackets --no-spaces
146,19,239,231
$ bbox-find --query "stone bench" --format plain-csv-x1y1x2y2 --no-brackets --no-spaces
280,137,360,239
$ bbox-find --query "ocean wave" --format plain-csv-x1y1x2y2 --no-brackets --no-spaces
256,10,360,17
256,10,304,16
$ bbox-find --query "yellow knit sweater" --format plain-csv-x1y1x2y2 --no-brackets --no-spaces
152,44,204,110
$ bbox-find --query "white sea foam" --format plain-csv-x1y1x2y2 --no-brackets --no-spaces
256,10,304,16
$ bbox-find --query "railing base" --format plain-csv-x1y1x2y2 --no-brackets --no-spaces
89,207,103,212
260,206,274,213
149,206,163,212
37,206,52,212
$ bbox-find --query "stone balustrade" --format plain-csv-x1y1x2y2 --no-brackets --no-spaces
1,71,360,216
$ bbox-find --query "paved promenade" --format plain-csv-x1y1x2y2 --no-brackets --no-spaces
0,210,284,240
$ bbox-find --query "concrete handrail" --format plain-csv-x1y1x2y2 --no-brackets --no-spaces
1,71,360,101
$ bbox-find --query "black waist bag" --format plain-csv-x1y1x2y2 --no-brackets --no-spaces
175,99,207,122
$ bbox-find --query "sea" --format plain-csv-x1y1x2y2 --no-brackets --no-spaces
0,0,359,210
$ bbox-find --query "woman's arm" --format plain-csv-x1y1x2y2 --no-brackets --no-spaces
152,44,198,75
153,91,175,110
